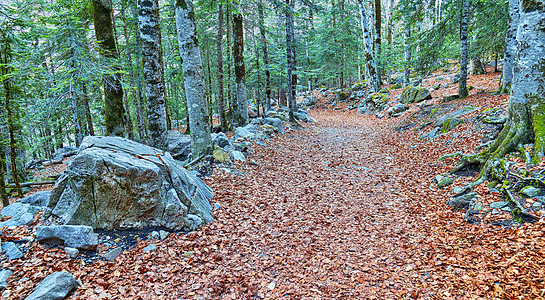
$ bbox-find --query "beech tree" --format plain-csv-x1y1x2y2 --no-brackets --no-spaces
458,0,470,98
92,0,125,136
175,0,212,159
501,0,519,93
286,0,296,122
357,0,380,92
138,0,168,149
232,3,249,127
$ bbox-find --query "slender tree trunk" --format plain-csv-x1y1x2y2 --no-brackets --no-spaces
92,0,126,137
358,0,381,92
175,0,213,159
226,7,234,125
286,0,296,122
216,4,228,131
258,0,272,112
205,50,213,126
0,156,7,207
131,4,149,141
374,0,382,82
403,14,411,86
138,0,168,149
501,0,519,93
70,84,84,146
232,4,249,126
81,84,95,136
458,0,470,98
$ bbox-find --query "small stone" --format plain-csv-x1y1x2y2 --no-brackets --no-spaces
0,269,14,289
2,242,23,260
490,201,507,209
532,202,542,209
150,231,160,240
501,206,512,212
473,202,483,211
143,244,157,253
213,203,221,211
435,175,454,189
159,230,169,240
520,186,540,198
182,251,194,257
103,247,123,262
267,282,276,290
65,247,79,258
491,209,500,215
230,151,246,162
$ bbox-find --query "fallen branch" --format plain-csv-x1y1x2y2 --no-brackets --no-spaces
6,181,55,189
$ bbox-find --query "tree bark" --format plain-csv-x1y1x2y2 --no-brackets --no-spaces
138,0,168,149
175,0,213,159
501,0,519,93
232,4,249,127
458,0,470,98
286,0,296,122
374,0,382,81
0,156,7,207
92,0,126,137
258,0,272,112
403,14,411,86
69,84,84,146
81,84,95,136
358,0,381,92
216,4,228,131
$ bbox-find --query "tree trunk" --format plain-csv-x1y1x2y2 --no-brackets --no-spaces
175,0,213,159
458,0,470,98
358,0,380,92
374,0,382,81
226,6,234,125
232,4,249,127
403,14,411,86
0,156,7,207
259,0,271,112
138,0,168,149
501,0,519,93
70,84,84,146
0,38,22,198
81,84,95,136
92,0,126,137
286,0,296,122
131,3,149,141
216,4,228,131
457,0,545,180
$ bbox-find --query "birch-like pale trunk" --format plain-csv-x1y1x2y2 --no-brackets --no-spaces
501,0,519,93
403,14,411,86
92,0,125,137
138,0,168,149
216,4,227,131
458,0,470,98
175,0,213,159
69,84,83,147
358,0,380,92
232,4,249,127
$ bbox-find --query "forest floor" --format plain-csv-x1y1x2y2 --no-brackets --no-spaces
4,70,545,299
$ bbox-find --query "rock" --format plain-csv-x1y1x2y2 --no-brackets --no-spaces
213,147,230,163
431,83,441,90
231,151,246,162
483,116,507,124
473,202,483,211
435,175,454,189
442,83,449,88
335,91,349,101
159,230,169,240
532,202,542,209
437,117,463,133
44,136,213,231
36,225,98,251
387,103,408,117
435,76,444,81
24,271,78,300
104,247,123,262
263,117,284,134
410,77,422,86
451,73,461,84
442,94,459,102
143,244,157,253
490,201,508,209
364,92,389,113
301,96,317,107
64,247,79,258
212,133,231,148
0,269,13,290
150,231,160,240
294,111,311,122
419,127,441,140
521,186,540,197
165,130,192,161
19,191,51,207
400,86,431,104
1,202,30,220
233,125,258,140
0,202,37,227
448,192,477,210
2,242,23,260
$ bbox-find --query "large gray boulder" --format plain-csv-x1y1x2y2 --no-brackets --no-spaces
0,202,40,227
44,136,214,231
35,225,98,250
19,191,51,207
24,271,78,300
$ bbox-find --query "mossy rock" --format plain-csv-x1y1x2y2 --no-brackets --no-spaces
400,86,432,104
520,186,540,197
435,174,454,189
213,146,230,163
440,117,463,133
432,84,441,90
336,91,350,101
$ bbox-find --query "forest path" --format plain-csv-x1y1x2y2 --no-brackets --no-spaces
202,109,449,298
